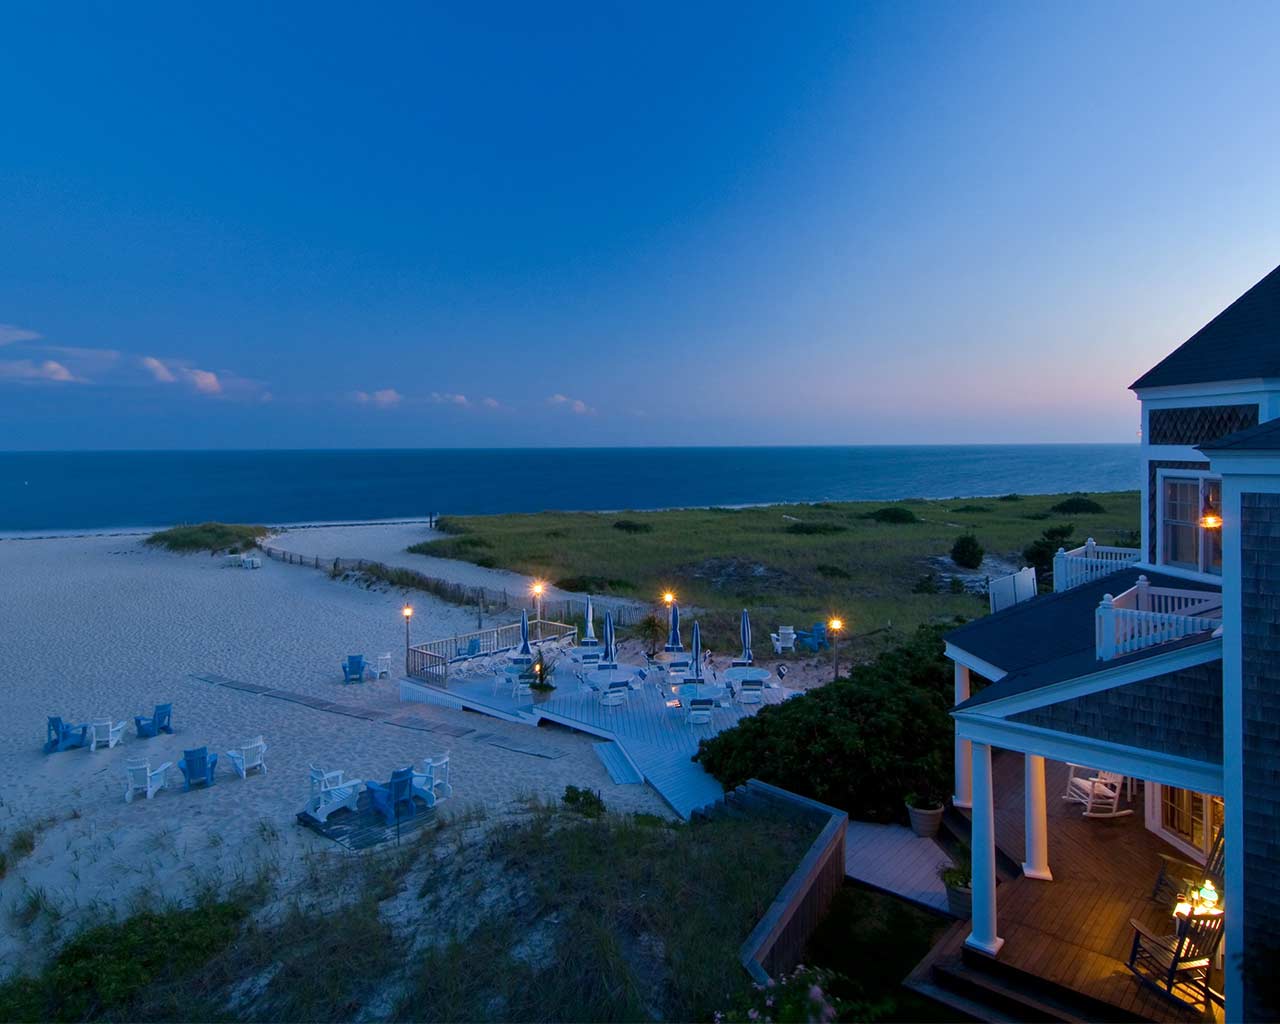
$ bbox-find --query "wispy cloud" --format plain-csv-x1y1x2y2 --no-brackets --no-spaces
482,397,501,409
0,358,83,383
355,388,403,409
549,393,595,415
140,356,177,383
429,391,469,407
0,324,41,346
185,368,222,395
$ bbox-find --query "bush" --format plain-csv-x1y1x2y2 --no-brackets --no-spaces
868,506,919,524
553,575,633,594
785,522,847,536
950,534,984,569
950,504,992,514
911,574,938,594
633,613,667,656
1050,495,1106,515
561,785,607,818
145,523,266,554
815,563,852,580
695,625,954,822
1023,524,1076,577
612,519,652,534
996,493,1022,502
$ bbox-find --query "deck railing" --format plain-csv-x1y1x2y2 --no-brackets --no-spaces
405,645,449,686
1053,538,1141,593
1095,576,1222,660
406,619,578,684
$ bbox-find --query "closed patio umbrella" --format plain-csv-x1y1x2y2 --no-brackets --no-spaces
583,596,597,645
602,611,616,665
740,609,753,665
666,601,683,652
517,608,532,657
689,621,704,681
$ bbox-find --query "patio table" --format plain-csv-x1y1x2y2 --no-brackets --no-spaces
723,666,772,685
586,668,637,690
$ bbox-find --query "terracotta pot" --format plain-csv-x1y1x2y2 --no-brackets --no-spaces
906,802,944,838
945,882,972,919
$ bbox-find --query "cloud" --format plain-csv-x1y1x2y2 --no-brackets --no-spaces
548,393,595,415
429,391,469,407
0,324,41,346
355,388,402,409
0,358,83,383
482,397,501,409
140,356,177,382
184,368,222,395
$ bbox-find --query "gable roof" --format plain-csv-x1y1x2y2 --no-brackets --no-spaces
1131,262,1280,390
1200,416,1280,452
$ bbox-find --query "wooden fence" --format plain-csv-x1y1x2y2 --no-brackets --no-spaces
738,780,849,984
409,619,578,672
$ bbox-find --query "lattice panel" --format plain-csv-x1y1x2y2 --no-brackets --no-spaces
1148,404,1258,446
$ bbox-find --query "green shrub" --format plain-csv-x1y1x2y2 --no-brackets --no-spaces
695,625,954,821
562,785,607,818
950,534,984,569
1023,524,1076,577
949,576,966,594
1050,495,1106,515
145,523,266,554
911,573,938,594
612,519,652,534
815,563,852,579
553,575,633,593
950,504,992,514
868,506,919,524
633,613,667,656
996,493,1022,502
786,521,847,535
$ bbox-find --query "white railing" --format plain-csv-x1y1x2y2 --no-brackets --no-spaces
1095,576,1222,660
408,619,578,680
1053,537,1141,592
988,566,1038,613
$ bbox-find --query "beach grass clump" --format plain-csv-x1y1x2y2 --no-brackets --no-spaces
815,563,852,579
145,522,266,554
612,519,652,534
553,575,634,594
866,506,919,524
1050,495,1107,514
785,521,846,535
8,830,35,859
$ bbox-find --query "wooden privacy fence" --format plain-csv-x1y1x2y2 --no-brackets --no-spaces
257,543,646,624
738,780,849,984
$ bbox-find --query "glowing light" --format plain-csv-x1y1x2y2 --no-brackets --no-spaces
662,591,675,605
1200,511,1223,529
532,582,545,597
828,617,844,632
1198,880,1219,908
402,605,413,618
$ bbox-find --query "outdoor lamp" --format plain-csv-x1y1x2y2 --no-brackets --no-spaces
1200,496,1223,530
1198,880,1219,909
663,591,675,605
402,605,413,619
532,582,545,596
828,617,844,633
828,617,845,682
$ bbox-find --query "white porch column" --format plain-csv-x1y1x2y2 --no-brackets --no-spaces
966,741,1004,956
1022,754,1052,881
953,662,972,808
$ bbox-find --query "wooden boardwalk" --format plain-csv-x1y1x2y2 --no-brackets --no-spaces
843,821,953,914
403,670,797,819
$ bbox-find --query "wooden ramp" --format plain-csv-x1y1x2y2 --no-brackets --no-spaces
592,741,643,784
843,821,954,914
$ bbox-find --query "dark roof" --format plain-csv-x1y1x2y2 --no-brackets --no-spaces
1200,417,1280,452
1130,263,1280,390
946,569,1221,712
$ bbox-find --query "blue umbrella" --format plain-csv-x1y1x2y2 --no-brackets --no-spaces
740,609,753,665
603,611,616,664
667,601,683,651
690,621,704,681
518,608,532,657
583,596,597,644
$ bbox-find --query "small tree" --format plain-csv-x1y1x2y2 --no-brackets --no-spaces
635,613,666,657
1023,524,1076,577
951,534,984,569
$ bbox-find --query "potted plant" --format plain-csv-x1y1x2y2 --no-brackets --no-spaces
528,651,558,702
939,851,972,918
905,790,945,838
635,613,666,658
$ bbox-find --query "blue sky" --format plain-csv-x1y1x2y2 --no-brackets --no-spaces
2,1,1279,449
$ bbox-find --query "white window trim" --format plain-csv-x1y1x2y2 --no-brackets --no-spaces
1143,783,1213,864
1155,467,1223,580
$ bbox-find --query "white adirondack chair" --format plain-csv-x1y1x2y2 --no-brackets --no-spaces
91,719,126,751
771,627,796,654
305,765,362,822
124,759,171,802
686,698,715,726
375,653,393,678
1063,764,1133,818
412,753,452,807
227,736,267,779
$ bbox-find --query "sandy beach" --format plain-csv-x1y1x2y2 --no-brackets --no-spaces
0,531,670,977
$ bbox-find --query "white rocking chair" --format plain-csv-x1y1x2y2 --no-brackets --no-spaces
1063,765,1132,818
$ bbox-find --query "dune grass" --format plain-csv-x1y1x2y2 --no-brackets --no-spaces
409,491,1139,653
145,522,267,554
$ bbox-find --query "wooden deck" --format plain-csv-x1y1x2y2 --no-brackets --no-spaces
401,669,798,819
843,821,953,914
915,751,1222,1023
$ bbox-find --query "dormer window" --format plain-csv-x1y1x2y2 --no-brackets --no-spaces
1160,475,1222,576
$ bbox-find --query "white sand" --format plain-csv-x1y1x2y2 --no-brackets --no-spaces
0,534,668,976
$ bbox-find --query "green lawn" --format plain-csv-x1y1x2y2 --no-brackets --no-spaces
412,491,1139,654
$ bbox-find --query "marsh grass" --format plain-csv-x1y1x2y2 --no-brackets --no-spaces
146,523,267,554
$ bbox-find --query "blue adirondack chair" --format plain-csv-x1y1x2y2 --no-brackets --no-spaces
44,716,89,753
178,747,217,790
134,703,173,738
796,623,829,652
343,655,366,683
367,767,417,825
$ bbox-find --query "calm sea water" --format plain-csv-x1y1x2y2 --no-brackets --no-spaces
0,446,1139,532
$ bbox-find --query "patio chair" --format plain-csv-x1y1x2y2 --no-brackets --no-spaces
1152,828,1224,904
305,765,362,822
367,766,417,825
226,736,268,778
1063,765,1132,817
411,753,452,807
178,747,217,791
342,655,366,683
795,623,829,652
375,653,393,678
90,719,126,751
124,759,172,802
737,680,765,705
600,682,629,707
771,627,796,654
687,698,715,726
44,716,89,753
134,703,173,738
1127,908,1225,1011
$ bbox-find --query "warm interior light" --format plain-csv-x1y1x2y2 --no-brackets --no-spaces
402,605,413,618
1200,495,1223,529
663,591,675,605
1174,899,1193,919
828,617,844,632
1198,880,1219,908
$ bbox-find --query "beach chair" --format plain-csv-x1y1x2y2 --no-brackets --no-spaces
178,747,217,791
44,716,89,753
240,554,262,569
375,653,393,678
342,655,366,683
737,680,765,705
1127,908,1225,1011
795,623,828,652
1152,828,1224,905
226,736,268,779
134,703,173,738
1063,765,1132,818
305,765,362,823
367,767,417,825
90,719,126,751
686,698,715,726
600,682,629,707
124,759,172,802
412,753,452,808
771,627,796,654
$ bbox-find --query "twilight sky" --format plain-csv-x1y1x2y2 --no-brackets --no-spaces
2,2,1279,449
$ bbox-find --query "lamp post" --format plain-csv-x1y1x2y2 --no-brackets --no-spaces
402,604,414,673
828,617,844,682
532,582,545,639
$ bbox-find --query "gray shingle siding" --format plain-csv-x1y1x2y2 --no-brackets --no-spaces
1241,492,1280,1016
1008,661,1223,764
1148,404,1259,446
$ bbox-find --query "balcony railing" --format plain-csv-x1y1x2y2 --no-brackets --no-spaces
1095,576,1222,660
1053,537,1141,592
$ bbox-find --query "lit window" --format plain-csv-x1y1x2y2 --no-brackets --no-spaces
1161,476,1222,576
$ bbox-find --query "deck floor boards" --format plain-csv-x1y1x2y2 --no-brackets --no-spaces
843,821,953,913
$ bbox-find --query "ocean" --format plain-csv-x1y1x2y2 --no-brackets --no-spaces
0,445,1139,533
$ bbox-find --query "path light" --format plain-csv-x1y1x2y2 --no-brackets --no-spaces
828,617,845,682
531,581,545,639
662,591,675,605
402,604,413,647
